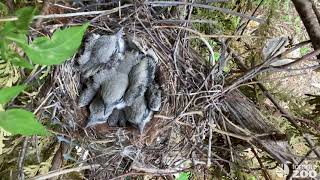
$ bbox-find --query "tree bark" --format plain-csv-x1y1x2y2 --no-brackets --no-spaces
291,0,320,59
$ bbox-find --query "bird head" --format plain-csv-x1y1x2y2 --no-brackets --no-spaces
146,49,159,64
137,110,152,134
85,120,106,128
115,27,125,53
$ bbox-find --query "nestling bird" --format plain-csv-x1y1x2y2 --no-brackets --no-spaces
146,83,161,112
78,83,96,107
99,72,128,116
78,67,117,107
124,95,152,133
96,51,141,111
78,33,101,65
86,70,128,128
78,29,125,107
123,55,157,106
81,28,125,78
85,93,109,128
79,50,140,109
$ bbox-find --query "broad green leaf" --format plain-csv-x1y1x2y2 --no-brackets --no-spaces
5,33,27,44
1,7,36,36
1,21,15,36
20,23,89,65
0,85,26,105
10,57,33,69
14,7,37,33
0,109,50,136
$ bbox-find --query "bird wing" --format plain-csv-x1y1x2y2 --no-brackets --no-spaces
124,96,151,133
124,57,155,105
91,36,117,64
146,83,161,111
124,96,145,124
86,94,108,127
78,84,97,107
78,34,100,65
101,73,129,106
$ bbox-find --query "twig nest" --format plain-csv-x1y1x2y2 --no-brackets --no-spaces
77,28,161,133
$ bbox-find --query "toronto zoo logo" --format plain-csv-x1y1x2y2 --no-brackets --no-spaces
281,163,318,178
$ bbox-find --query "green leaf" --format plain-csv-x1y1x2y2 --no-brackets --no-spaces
8,52,33,69
10,57,33,69
0,109,50,136
20,23,89,65
14,7,37,33
1,7,36,36
214,52,220,62
0,2,8,17
176,172,190,180
1,21,15,36
6,33,27,44
0,85,26,105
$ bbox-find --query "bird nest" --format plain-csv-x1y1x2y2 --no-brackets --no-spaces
42,2,296,179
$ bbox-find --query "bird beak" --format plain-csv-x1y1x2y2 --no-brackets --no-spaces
85,123,93,128
116,27,124,37
85,118,100,128
138,122,146,134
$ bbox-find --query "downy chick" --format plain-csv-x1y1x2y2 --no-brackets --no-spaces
124,95,152,133
100,73,128,118
81,28,125,78
99,51,141,116
78,51,139,108
123,55,157,106
86,93,108,128
78,67,116,107
146,83,161,111
78,83,97,107
78,33,101,65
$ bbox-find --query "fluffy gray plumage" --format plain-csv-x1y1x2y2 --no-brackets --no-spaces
78,83,96,107
86,94,109,128
78,46,139,109
123,55,157,106
86,51,140,124
98,51,140,110
100,73,128,111
78,69,115,108
146,83,161,111
78,33,101,65
78,30,161,131
124,95,152,133
107,109,126,127
80,28,125,78
85,70,128,127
